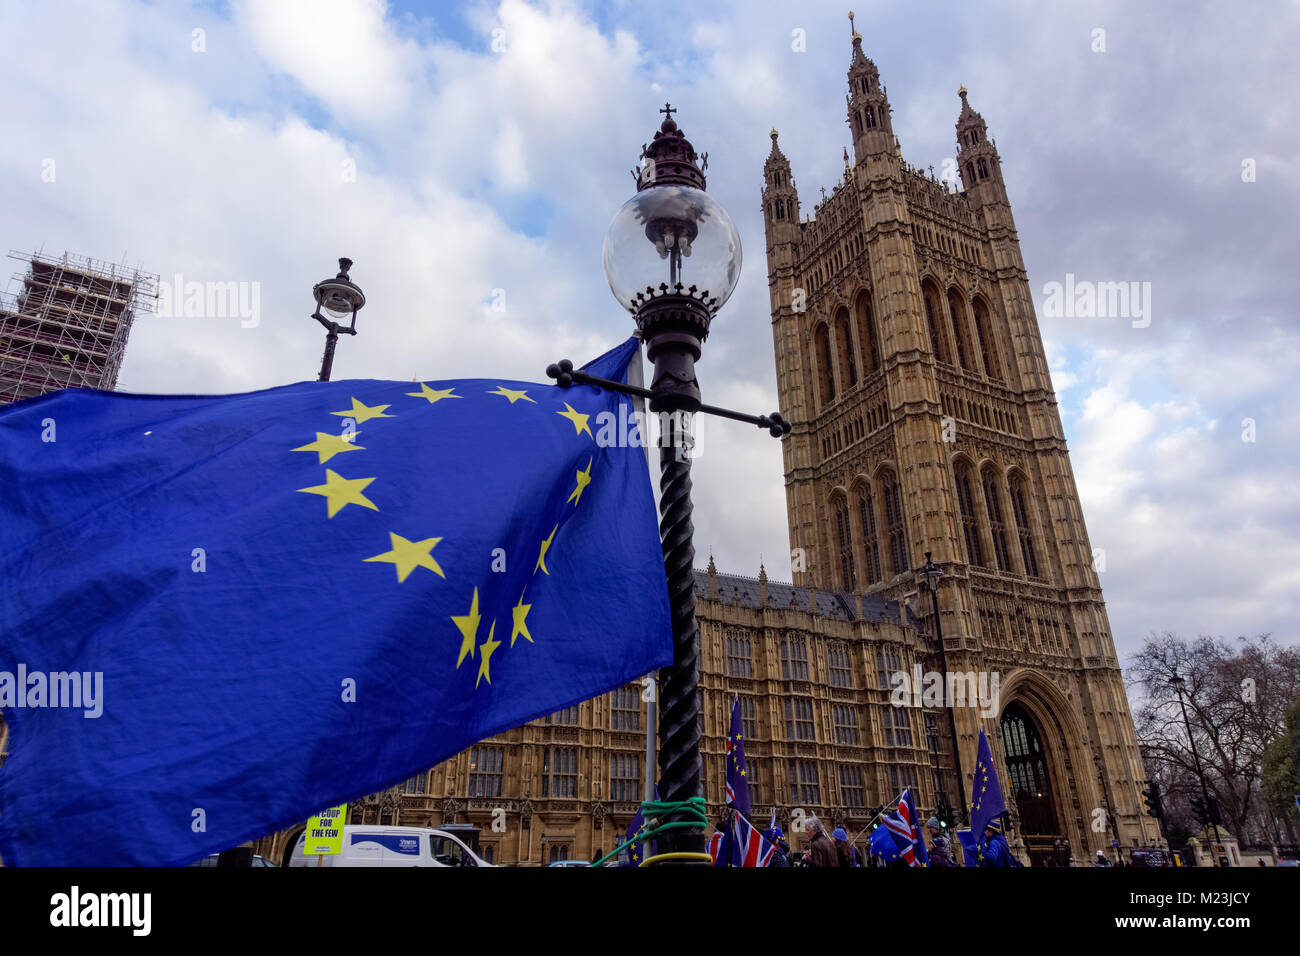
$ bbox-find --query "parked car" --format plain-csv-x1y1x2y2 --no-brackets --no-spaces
189,853,277,867
287,825,492,867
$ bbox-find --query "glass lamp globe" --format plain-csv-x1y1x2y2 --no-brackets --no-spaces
602,184,742,313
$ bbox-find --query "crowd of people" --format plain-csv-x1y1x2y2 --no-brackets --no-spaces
754,814,1029,867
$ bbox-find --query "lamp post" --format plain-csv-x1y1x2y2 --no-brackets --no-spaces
1093,750,1121,861
916,552,967,826
311,257,366,382
1171,671,1223,865
547,106,788,864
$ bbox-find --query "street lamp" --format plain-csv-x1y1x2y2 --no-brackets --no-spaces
1171,671,1223,865
311,257,366,382
916,552,967,827
547,105,788,865
1093,749,1121,861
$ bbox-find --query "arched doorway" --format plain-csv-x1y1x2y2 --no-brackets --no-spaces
1000,702,1067,865
280,827,305,868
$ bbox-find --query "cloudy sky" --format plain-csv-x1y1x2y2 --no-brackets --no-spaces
2,0,1297,659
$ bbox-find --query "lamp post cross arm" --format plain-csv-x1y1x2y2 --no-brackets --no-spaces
546,359,792,438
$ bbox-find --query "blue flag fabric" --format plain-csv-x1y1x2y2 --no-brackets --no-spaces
870,814,908,863
955,828,980,866
0,337,671,866
624,785,658,866
725,696,749,816
970,727,1007,839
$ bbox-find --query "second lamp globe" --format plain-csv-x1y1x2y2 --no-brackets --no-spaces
602,183,742,314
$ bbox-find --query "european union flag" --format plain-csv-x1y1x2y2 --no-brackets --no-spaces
970,727,1007,839
724,695,749,816
0,336,671,866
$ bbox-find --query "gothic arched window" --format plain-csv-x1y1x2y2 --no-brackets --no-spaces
857,487,882,585
864,106,876,129
834,496,856,591
814,324,836,408
954,461,984,567
947,287,973,372
855,292,881,373
972,297,1003,381
880,472,908,578
922,282,952,366
1009,474,1040,578
977,158,990,180
834,308,857,389
981,466,1011,571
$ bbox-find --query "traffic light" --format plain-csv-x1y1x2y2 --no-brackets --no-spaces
1206,797,1222,827
1142,782,1165,820
935,799,952,830
1189,793,1207,825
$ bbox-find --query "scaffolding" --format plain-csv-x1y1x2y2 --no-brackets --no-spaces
0,250,158,405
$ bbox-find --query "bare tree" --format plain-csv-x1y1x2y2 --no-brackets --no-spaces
1128,632,1300,844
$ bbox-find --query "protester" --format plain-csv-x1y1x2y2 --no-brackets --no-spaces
830,826,859,867
976,819,1020,867
1093,850,1113,867
763,825,791,868
803,817,839,867
925,816,953,867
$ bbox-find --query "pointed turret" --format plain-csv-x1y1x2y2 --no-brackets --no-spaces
762,128,801,246
845,13,893,165
955,86,1006,207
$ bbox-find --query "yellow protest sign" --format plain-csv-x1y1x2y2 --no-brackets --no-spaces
303,804,347,855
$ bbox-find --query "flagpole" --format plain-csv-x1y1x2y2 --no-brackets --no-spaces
629,337,658,808
852,790,903,845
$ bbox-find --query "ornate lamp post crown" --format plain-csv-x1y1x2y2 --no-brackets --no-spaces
602,106,741,412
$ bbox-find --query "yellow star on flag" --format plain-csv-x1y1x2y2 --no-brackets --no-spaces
535,524,558,575
292,430,364,464
452,588,481,668
331,398,394,424
364,532,445,582
406,384,460,404
567,457,593,506
487,385,536,404
477,620,501,688
556,402,592,438
297,469,379,517
511,592,533,647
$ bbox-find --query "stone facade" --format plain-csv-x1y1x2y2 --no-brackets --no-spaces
758,29,1156,863
255,30,1157,868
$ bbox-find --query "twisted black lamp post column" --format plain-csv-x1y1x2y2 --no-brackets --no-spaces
548,106,789,864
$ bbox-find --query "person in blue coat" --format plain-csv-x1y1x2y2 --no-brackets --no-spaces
977,819,1020,867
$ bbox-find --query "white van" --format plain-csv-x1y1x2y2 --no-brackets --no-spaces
288,825,493,867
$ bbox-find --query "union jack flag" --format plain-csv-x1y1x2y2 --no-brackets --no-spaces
880,788,929,867
708,811,777,867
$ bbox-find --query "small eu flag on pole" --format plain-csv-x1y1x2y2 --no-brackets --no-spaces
0,336,671,866
725,696,750,816
970,727,1007,839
